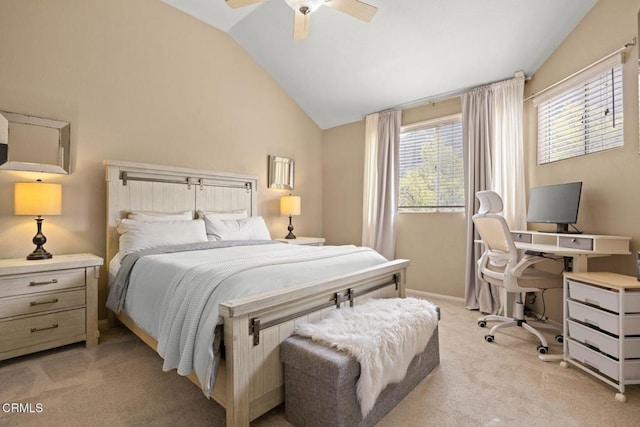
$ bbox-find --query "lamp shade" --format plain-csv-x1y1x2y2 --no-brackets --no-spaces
15,181,62,216
280,195,301,216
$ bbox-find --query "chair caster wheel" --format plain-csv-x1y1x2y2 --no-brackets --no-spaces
484,334,494,343
560,361,568,368
537,345,548,354
615,393,626,402
555,334,564,343
478,321,487,328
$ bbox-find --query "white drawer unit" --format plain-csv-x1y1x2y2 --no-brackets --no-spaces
566,300,640,336
0,254,103,361
567,339,640,382
562,272,640,402
567,320,640,359
568,279,640,313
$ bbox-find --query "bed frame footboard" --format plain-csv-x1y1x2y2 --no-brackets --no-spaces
220,259,409,427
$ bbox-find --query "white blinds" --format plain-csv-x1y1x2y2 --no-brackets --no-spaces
399,115,464,210
536,61,624,165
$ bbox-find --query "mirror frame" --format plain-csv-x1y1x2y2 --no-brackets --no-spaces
268,155,295,190
0,111,70,174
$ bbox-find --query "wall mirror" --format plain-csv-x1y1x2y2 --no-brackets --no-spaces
0,111,70,174
268,155,295,190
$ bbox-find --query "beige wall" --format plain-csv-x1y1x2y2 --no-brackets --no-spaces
0,0,323,319
525,0,640,322
322,97,466,297
322,121,365,246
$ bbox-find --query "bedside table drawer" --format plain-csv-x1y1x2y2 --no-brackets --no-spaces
0,289,86,320
1,269,85,298
275,237,325,246
0,308,86,354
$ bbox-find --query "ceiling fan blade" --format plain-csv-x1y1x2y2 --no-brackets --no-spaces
225,0,265,9
324,0,377,22
293,9,310,40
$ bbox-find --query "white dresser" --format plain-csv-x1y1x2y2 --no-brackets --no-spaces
0,254,103,361
561,272,640,401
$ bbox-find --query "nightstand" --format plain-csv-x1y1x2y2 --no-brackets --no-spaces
275,237,325,246
0,253,103,361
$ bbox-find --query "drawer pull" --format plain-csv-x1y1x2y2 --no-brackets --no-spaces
585,298,601,307
30,323,59,333
29,279,58,287
584,340,600,351
583,360,601,373
30,298,59,306
584,318,600,328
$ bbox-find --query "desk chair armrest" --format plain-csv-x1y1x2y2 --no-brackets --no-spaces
511,254,550,278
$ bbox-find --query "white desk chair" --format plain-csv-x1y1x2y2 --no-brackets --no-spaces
473,190,562,354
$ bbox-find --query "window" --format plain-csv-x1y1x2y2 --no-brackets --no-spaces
536,61,623,165
398,115,464,212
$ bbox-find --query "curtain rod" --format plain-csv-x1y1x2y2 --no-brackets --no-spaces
524,38,636,102
383,71,529,114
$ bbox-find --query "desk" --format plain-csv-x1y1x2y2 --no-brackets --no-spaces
510,230,631,362
511,230,631,273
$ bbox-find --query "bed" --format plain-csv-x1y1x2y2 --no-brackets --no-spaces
104,160,410,426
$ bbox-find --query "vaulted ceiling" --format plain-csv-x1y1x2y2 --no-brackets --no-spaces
162,0,597,129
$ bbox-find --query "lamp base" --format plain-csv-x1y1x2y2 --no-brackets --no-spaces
285,218,296,239
27,247,53,260
26,217,53,260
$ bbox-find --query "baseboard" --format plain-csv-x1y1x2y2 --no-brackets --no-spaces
406,289,464,304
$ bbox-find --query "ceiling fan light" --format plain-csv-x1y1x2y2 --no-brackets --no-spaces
284,0,325,14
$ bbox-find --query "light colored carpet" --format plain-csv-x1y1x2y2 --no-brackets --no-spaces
1,296,639,426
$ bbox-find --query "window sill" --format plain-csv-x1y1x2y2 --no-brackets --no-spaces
398,207,464,214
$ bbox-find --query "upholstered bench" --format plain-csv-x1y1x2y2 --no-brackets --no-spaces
280,305,440,427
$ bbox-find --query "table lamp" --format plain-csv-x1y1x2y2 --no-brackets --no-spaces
280,194,301,239
14,179,62,260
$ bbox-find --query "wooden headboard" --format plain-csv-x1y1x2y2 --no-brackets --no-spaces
104,160,259,267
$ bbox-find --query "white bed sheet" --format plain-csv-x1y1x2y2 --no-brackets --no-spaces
117,243,387,396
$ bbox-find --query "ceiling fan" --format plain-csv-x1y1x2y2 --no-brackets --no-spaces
225,0,378,40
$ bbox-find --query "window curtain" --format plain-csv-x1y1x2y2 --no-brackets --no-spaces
492,78,526,229
362,110,401,260
463,76,525,314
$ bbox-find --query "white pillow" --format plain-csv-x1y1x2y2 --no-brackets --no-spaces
128,210,193,222
116,218,208,257
204,216,271,241
198,209,247,221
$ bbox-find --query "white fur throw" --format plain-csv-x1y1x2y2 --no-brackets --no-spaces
294,297,439,417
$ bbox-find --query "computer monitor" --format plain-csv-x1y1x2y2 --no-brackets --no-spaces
526,182,582,234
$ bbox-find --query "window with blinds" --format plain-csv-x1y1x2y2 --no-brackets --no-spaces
399,115,464,211
536,64,624,165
